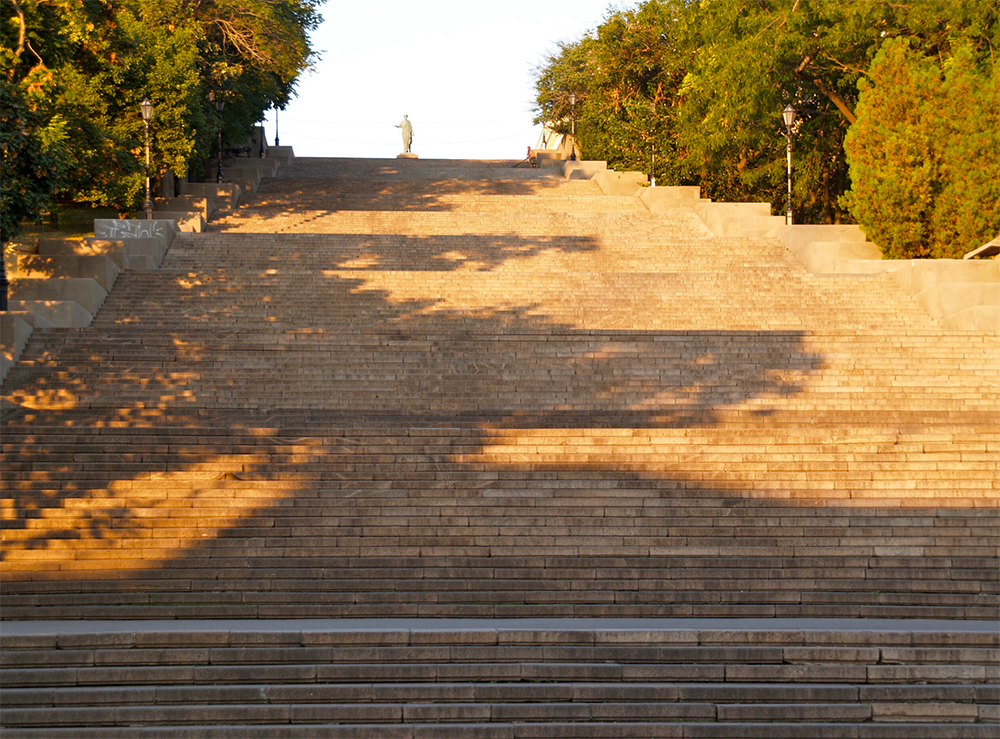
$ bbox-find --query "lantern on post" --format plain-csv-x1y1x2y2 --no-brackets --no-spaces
569,92,577,161
140,98,154,220
782,104,796,225
214,94,225,183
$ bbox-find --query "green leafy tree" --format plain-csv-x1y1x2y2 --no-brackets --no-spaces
1,0,323,243
534,0,696,183
840,39,938,258
533,0,997,229
843,38,999,259
672,0,914,221
0,78,64,243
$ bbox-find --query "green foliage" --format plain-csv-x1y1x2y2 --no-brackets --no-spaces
931,49,1000,257
533,0,998,236
0,79,62,243
0,0,323,244
844,39,999,259
535,1,694,182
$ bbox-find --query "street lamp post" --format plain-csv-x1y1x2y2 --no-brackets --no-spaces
140,97,154,220
275,108,280,147
569,92,577,161
215,96,225,183
783,104,796,225
1,244,7,310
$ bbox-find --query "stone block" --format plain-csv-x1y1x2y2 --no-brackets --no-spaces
902,257,1000,288
912,281,1000,324
412,725,514,739
871,703,981,722
766,223,871,253
695,201,783,237
9,277,106,316
14,253,120,292
718,703,872,722
640,186,703,213
564,160,607,179
868,664,987,683
149,211,204,232
0,308,51,331
156,195,214,220
593,169,648,196
125,254,157,270
789,240,885,274
98,237,168,269
268,145,295,167
94,218,178,242
4,299,92,328
941,304,1000,331
535,150,564,167
291,704,403,722
38,238,126,270
980,703,1000,722
225,171,261,196
226,156,279,178
92,237,170,270
0,312,32,380
81,236,169,271
134,631,230,648
726,663,866,682
860,685,975,702
180,182,242,210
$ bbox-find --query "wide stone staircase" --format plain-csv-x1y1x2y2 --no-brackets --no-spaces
1,157,997,736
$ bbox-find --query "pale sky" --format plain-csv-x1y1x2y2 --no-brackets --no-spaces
262,0,627,160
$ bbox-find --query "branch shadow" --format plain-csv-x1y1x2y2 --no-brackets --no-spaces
9,160,976,618
1,260,823,577
215,158,572,223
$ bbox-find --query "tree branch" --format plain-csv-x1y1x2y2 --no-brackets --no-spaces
9,0,44,70
794,50,857,124
811,75,857,124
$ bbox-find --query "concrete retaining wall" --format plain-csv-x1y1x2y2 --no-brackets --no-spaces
2,219,178,388
639,186,702,213
766,224,998,332
592,170,648,196
578,167,998,334
40,238,126,270
1,313,38,383
13,253,120,292
564,161,608,180
179,182,242,212
4,143,299,385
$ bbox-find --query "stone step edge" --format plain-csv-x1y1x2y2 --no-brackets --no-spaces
2,721,998,739
3,617,998,648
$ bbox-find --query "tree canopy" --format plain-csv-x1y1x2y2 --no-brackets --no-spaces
533,0,998,256
1,0,323,244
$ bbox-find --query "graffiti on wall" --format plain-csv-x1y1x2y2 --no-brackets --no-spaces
94,219,174,240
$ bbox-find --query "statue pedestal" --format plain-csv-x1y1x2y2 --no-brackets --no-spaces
397,153,418,159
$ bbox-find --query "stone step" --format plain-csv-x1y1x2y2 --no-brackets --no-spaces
2,156,996,732
1,622,996,735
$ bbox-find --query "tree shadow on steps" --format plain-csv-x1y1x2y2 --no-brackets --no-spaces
220,160,573,222
1,270,825,576
179,233,602,274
